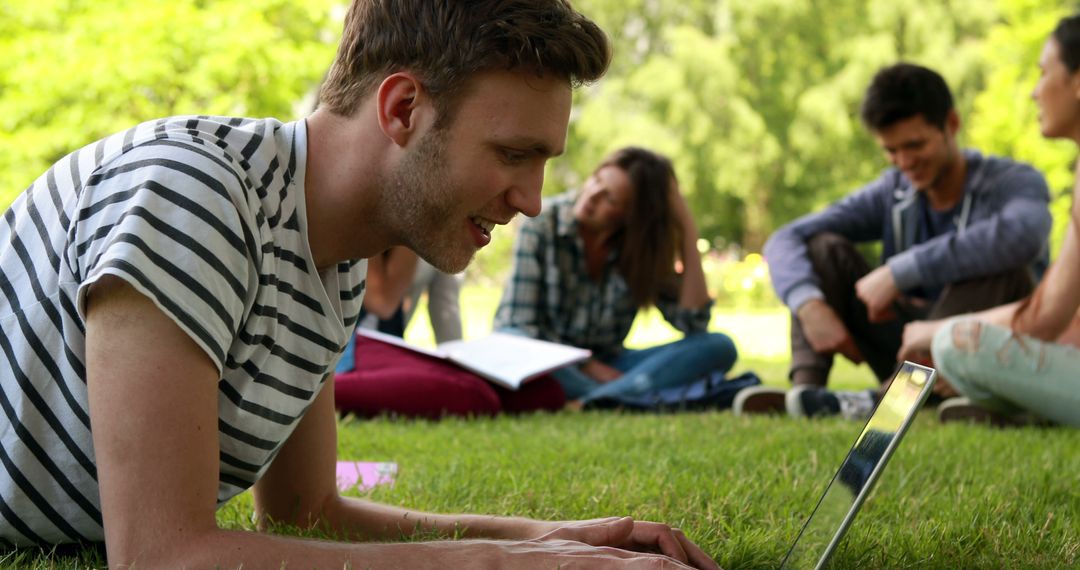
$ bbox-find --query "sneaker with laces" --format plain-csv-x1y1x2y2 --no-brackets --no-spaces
786,386,877,420
732,386,787,416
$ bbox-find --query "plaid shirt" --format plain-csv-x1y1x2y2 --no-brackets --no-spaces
493,192,712,361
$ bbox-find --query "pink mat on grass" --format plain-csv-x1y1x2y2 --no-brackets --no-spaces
336,461,397,492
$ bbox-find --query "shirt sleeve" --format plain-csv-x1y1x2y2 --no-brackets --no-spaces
71,142,256,374
655,291,713,335
492,216,549,339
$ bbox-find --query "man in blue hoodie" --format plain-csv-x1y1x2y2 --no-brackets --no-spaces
735,63,1052,419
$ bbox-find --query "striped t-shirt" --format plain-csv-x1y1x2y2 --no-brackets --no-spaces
0,116,366,546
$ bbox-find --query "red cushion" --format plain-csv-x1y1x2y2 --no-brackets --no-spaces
334,336,502,419
494,375,566,414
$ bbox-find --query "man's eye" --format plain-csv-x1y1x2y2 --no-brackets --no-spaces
502,149,527,163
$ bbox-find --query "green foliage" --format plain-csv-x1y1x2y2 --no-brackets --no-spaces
560,0,1008,252
0,0,341,206
967,0,1077,255
1,0,1076,279
707,252,782,310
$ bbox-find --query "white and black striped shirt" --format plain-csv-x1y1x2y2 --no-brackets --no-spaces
0,116,366,546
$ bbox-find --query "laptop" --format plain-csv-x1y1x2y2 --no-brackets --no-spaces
779,361,937,569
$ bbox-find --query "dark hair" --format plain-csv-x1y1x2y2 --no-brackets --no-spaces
599,147,681,309
859,63,954,131
319,0,610,121
1053,14,1080,73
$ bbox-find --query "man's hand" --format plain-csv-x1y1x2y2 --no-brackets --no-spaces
855,265,900,322
797,299,863,363
580,359,623,384
897,319,945,363
524,516,720,570
898,319,962,398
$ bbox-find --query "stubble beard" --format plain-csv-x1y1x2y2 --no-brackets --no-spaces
922,142,958,194
381,128,474,274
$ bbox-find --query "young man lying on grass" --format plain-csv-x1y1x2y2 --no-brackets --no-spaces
0,1,717,567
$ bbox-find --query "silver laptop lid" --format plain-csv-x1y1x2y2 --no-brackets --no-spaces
780,361,937,569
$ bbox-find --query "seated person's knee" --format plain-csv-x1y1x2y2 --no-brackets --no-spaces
806,231,850,252
706,332,738,360
931,318,982,373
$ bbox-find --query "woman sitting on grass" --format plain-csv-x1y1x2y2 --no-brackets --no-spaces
899,13,1080,427
494,146,738,407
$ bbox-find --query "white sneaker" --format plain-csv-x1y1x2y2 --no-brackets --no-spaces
786,386,876,420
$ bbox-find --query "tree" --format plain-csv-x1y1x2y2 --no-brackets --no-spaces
561,0,999,251
967,0,1076,253
0,0,341,206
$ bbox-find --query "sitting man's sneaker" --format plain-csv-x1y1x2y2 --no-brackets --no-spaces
937,397,1047,428
786,386,877,420
732,386,787,415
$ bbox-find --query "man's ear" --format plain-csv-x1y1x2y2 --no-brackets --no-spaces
376,72,430,147
945,109,961,137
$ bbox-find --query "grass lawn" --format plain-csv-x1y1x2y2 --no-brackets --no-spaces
10,287,1080,568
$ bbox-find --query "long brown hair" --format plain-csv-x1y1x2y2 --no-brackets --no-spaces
598,147,683,309
1011,15,1080,335
319,0,611,122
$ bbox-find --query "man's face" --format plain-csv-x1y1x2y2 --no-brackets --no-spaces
384,70,572,273
872,114,958,192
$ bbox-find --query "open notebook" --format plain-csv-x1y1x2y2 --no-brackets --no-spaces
780,361,937,569
356,328,591,390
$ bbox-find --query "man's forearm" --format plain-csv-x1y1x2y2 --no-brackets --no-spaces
320,496,537,542
140,526,514,569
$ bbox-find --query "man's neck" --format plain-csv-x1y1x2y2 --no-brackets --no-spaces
924,151,968,211
303,108,394,270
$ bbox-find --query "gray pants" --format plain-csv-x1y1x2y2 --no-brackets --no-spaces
790,233,1035,386
933,319,1080,427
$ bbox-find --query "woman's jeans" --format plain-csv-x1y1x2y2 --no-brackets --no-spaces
550,332,738,403
932,319,1080,427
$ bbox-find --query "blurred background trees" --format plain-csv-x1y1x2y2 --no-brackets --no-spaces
1,0,1075,291
0,0,341,206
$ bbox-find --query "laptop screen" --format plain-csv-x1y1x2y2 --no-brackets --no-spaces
780,361,936,569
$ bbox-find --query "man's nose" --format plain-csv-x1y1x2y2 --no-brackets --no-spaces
506,167,544,218
894,151,916,170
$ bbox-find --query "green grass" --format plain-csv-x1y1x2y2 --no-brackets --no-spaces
21,414,1078,569
337,414,1079,569
12,289,1079,568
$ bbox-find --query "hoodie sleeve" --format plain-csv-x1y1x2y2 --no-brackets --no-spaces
886,162,1051,291
764,172,896,312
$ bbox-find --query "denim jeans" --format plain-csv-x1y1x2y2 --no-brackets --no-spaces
547,332,738,403
932,318,1080,427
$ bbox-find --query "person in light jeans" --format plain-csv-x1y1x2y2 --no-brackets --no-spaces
899,13,1080,428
